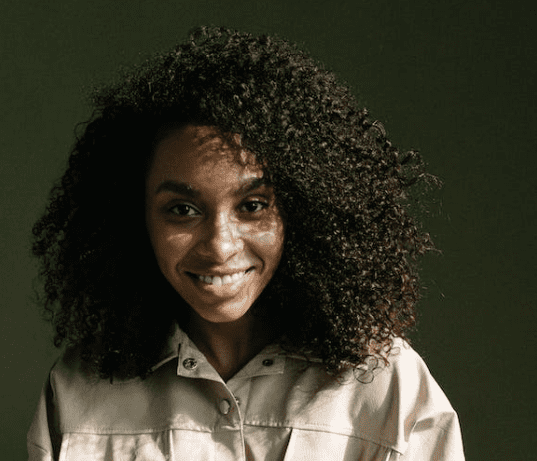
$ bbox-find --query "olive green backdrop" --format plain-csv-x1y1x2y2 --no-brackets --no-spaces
2,0,535,459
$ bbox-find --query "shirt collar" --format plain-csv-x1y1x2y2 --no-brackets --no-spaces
150,323,301,382
115,323,384,385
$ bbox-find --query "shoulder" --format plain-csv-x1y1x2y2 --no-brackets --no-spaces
381,337,444,389
50,346,99,386
362,337,457,430
280,337,459,454
380,338,456,423
375,339,465,458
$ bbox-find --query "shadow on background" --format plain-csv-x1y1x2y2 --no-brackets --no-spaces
1,0,535,459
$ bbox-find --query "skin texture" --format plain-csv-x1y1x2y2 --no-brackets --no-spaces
145,125,285,379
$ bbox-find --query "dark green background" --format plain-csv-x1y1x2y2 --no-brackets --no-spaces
2,1,535,459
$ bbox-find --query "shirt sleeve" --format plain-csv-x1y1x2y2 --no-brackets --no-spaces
27,370,61,461
374,340,465,460
395,343,465,460
398,410,465,460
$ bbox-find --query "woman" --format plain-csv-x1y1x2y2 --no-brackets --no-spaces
28,26,464,460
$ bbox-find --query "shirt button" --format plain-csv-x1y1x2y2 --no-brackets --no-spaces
182,358,198,370
262,359,274,367
219,399,231,415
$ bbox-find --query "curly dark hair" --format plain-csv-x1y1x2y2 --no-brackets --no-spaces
31,26,438,381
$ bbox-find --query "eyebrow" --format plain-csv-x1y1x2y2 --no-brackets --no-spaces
154,177,270,197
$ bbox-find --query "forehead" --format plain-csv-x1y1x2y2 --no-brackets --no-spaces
148,125,263,186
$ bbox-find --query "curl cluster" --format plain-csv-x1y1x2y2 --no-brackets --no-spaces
32,26,438,380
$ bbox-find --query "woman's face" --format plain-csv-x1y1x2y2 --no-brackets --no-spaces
145,125,285,324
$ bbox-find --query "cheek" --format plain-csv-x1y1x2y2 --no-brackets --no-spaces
248,218,285,263
149,223,193,271
251,228,283,249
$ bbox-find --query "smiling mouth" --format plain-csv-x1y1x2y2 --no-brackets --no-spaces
186,268,255,286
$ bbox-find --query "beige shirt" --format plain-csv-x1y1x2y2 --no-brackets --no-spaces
27,327,464,460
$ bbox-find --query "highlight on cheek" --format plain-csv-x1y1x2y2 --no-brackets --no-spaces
251,229,284,246
166,233,194,244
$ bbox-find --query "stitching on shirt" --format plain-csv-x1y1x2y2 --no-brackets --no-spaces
62,424,404,453
66,426,215,436
242,422,404,453
242,420,402,451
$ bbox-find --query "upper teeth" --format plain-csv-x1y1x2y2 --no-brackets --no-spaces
198,271,248,286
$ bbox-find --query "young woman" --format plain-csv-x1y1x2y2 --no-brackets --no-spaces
28,26,464,460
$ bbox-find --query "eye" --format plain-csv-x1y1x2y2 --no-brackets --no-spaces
240,200,268,213
169,203,200,217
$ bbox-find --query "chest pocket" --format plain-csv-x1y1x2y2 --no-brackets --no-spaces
58,431,215,461
282,429,398,461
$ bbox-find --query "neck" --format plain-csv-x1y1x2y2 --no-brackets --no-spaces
186,311,278,382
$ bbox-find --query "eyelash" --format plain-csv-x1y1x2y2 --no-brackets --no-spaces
169,204,200,217
168,199,269,217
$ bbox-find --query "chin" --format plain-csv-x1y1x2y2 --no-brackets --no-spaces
189,298,256,324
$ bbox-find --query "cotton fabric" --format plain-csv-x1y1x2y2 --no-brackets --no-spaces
27,326,464,460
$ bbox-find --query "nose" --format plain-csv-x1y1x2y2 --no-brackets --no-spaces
196,212,244,263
